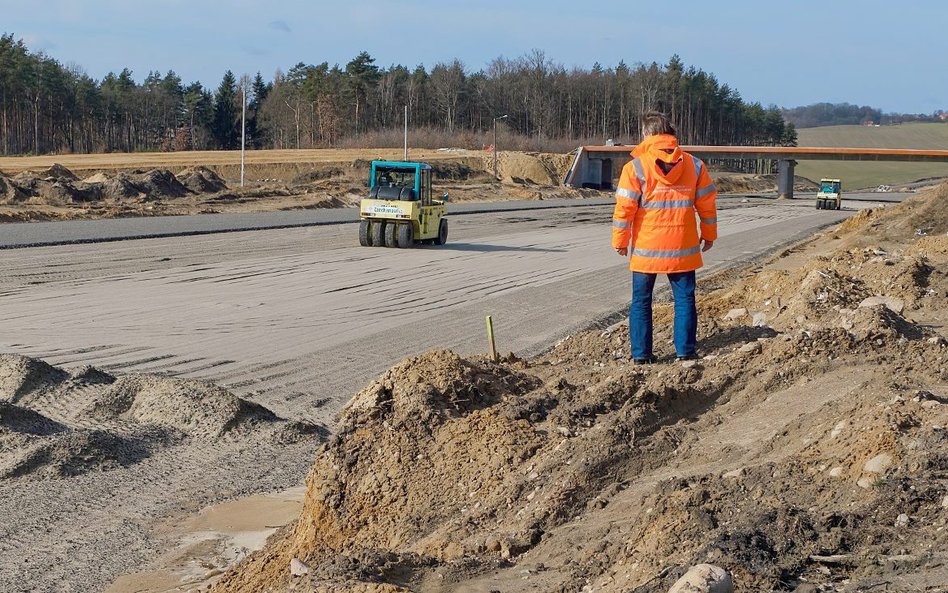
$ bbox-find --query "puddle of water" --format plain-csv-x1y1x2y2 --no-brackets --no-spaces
104,486,306,593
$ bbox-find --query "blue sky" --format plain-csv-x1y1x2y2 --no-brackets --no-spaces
3,0,945,113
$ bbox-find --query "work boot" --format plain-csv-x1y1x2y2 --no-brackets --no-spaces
677,353,699,362
633,356,657,365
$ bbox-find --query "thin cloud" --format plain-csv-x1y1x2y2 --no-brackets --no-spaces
240,44,268,57
269,20,292,33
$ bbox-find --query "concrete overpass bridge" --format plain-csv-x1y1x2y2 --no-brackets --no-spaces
564,145,948,198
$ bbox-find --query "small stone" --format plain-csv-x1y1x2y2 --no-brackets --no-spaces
556,426,573,437
830,420,847,438
682,360,698,369
829,466,844,478
858,295,905,314
941,495,948,509
928,336,944,345
722,468,744,479
863,453,893,474
739,342,762,354
857,477,874,489
668,564,734,593
895,513,910,528
723,308,747,321
290,557,310,577
751,312,769,327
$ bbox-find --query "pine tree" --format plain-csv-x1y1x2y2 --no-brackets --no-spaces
212,70,239,149
248,72,270,148
345,51,380,133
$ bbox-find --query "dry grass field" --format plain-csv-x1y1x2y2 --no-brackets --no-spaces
0,148,493,180
796,122,948,188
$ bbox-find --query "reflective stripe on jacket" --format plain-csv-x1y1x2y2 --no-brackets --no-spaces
611,135,718,273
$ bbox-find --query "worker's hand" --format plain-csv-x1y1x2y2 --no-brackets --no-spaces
701,239,714,252
615,247,628,256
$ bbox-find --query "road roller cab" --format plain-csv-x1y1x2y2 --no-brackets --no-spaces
359,161,449,248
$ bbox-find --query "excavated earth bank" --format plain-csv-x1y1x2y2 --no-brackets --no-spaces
209,185,948,592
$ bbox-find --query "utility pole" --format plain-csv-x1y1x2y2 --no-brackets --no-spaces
403,104,409,161
240,76,248,188
493,114,508,180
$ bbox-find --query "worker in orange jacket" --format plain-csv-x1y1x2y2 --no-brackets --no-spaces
612,112,718,363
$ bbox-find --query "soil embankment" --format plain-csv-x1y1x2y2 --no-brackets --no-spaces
209,184,948,592
0,151,579,222
0,149,803,223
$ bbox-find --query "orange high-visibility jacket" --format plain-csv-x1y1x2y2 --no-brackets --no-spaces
611,134,718,273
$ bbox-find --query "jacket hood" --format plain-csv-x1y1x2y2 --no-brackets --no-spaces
631,134,684,184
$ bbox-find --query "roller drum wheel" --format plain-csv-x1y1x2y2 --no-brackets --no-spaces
370,220,386,247
359,220,371,246
396,223,414,248
384,221,398,247
435,218,448,245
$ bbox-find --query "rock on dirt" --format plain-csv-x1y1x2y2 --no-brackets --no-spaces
289,557,310,577
858,295,905,314
863,452,893,474
667,564,734,593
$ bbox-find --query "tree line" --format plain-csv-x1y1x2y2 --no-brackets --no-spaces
1,33,797,156
783,102,948,128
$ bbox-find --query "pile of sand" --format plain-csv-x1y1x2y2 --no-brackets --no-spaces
210,185,948,593
0,401,148,479
87,374,284,441
495,151,562,185
0,355,320,480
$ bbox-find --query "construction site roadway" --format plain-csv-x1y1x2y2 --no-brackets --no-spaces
0,192,907,249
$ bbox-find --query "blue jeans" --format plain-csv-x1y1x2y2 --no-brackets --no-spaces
630,271,697,359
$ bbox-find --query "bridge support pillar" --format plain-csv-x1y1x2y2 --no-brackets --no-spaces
777,159,796,199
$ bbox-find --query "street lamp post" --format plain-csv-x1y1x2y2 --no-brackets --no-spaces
493,114,508,180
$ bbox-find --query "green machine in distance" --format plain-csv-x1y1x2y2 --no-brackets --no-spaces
816,178,842,210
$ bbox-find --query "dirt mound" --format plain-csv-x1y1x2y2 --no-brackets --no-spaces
496,152,560,185
125,168,189,199
0,401,66,435
430,158,489,181
0,356,322,481
0,165,219,205
86,374,297,441
99,172,144,199
177,166,228,193
211,183,948,593
9,166,101,204
0,418,149,480
40,163,79,182
0,354,70,404
0,172,27,203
